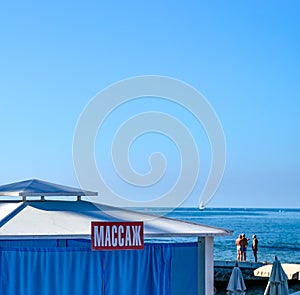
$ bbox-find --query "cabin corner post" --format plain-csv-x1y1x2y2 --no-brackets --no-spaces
198,236,214,295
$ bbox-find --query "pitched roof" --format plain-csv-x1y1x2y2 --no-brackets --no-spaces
0,179,97,197
0,200,232,239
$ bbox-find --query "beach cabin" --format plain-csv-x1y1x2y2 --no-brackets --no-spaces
0,179,231,295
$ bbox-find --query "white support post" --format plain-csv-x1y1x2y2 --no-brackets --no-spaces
198,236,214,295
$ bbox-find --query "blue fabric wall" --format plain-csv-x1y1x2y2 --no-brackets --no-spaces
170,243,198,295
0,240,178,295
103,244,171,295
0,247,103,295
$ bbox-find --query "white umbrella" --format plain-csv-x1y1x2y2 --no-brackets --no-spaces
264,257,289,295
227,264,247,295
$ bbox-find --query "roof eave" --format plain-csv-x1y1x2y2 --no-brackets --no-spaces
0,231,232,240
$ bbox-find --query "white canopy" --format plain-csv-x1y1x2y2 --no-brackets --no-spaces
0,179,97,197
0,200,231,239
0,179,231,240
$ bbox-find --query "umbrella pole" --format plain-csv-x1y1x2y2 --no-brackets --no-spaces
263,281,270,295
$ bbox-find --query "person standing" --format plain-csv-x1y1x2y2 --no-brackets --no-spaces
235,234,242,261
252,234,258,262
240,233,250,261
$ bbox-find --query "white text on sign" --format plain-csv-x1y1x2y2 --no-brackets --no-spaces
91,221,144,250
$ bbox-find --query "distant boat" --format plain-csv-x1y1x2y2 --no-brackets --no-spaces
199,201,205,210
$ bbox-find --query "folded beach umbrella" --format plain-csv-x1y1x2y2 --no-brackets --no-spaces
226,264,246,295
263,256,289,295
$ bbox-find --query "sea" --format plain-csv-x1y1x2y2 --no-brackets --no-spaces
140,207,300,294
142,207,300,264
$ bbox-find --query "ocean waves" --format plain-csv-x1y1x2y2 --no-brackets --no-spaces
165,207,300,263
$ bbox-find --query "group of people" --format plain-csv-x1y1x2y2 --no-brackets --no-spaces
235,233,258,262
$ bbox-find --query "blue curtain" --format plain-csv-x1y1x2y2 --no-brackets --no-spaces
0,241,172,295
170,243,198,295
103,244,171,295
0,247,103,295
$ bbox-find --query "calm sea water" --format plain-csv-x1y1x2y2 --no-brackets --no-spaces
142,207,300,264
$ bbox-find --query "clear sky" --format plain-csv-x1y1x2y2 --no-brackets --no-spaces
0,1,299,208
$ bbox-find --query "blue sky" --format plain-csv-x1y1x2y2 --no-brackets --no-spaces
0,1,299,208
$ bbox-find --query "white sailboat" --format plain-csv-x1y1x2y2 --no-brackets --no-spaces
199,201,205,210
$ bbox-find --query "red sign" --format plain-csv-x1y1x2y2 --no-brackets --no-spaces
91,221,144,250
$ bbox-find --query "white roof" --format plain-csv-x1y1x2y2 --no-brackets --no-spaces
0,200,232,239
0,179,97,197
0,202,24,221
